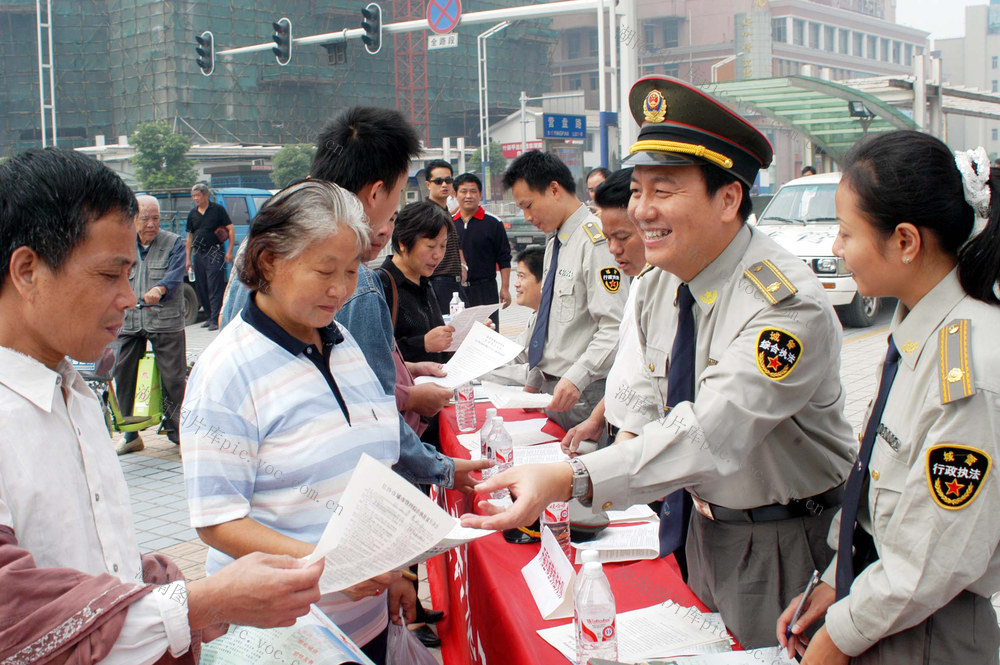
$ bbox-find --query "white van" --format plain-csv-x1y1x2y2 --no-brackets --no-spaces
755,172,881,327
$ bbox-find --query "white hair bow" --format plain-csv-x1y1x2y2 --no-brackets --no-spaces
954,146,991,241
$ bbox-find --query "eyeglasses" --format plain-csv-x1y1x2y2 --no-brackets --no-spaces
429,177,454,185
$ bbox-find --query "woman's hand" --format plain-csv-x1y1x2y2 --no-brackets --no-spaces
405,383,452,417
406,361,445,378
424,325,455,353
341,571,399,601
452,458,494,493
776,581,836,658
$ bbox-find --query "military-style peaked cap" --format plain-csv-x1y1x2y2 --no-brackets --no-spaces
624,76,773,186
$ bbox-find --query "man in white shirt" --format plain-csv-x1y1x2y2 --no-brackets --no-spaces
0,148,322,664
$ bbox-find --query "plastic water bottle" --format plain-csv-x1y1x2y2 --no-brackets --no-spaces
575,561,618,665
491,417,513,500
449,292,464,318
575,549,600,596
455,381,477,432
482,414,500,481
187,267,196,282
479,408,498,461
541,501,572,560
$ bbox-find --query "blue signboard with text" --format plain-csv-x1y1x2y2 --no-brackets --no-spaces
542,113,586,139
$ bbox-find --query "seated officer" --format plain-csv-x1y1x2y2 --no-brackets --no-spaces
465,76,856,648
502,151,628,432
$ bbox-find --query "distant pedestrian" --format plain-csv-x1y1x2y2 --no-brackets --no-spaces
425,160,467,313
185,183,233,330
453,173,511,329
801,165,817,177
113,195,187,454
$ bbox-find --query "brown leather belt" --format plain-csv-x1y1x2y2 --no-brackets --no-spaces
690,483,844,523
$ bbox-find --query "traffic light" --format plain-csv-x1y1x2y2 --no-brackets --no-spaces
361,3,382,55
272,17,292,65
195,31,214,76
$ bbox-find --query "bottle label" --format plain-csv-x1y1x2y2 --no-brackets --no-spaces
495,447,512,464
579,616,616,644
543,502,569,523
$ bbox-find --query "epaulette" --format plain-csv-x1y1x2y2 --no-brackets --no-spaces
583,221,606,244
637,263,655,278
938,318,975,404
743,259,797,305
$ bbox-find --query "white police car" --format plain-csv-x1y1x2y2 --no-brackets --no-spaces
755,172,881,327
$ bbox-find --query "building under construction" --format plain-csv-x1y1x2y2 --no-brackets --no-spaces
0,0,556,155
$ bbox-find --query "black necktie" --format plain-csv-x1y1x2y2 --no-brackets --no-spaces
529,238,560,369
835,337,900,600
659,284,695,567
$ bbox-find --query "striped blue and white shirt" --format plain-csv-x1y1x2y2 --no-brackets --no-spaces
182,295,400,646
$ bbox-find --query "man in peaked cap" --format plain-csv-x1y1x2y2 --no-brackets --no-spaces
464,77,856,647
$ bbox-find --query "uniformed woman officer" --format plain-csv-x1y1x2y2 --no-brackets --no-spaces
777,130,1000,663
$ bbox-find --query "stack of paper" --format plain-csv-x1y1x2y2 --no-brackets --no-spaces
503,417,560,446
537,601,733,663
301,454,493,593
571,521,660,563
479,380,553,410
514,441,569,466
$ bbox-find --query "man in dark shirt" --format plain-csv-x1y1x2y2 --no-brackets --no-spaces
184,183,233,330
425,160,466,313
452,173,511,329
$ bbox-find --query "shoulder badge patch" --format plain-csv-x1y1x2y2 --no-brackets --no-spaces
938,319,975,404
600,267,622,293
583,221,606,244
744,259,797,305
756,328,802,381
926,444,991,510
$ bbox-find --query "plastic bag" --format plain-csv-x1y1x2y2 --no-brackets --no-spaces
386,618,439,665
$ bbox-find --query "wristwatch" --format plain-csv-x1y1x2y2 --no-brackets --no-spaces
567,457,592,501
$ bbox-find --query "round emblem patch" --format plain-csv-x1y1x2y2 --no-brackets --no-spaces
756,328,802,381
926,444,991,510
600,267,622,293
643,89,667,123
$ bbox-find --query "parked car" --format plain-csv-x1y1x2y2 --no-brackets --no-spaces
140,187,273,325
755,173,882,328
502,214,547,254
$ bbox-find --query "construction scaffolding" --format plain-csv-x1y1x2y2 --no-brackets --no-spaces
0,0,556,155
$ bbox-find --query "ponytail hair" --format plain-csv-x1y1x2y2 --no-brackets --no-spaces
841,130,1000,305
957,168,1000,304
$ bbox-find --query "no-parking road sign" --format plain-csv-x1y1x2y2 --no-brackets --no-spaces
427,0,461,35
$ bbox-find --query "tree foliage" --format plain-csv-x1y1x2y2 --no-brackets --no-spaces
270,144,315,188
131,121,197,189
468,141,507,175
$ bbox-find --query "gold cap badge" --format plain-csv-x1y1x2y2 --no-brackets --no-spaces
643,89,667,123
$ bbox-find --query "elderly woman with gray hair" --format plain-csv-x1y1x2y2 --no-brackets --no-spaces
181,180,413,664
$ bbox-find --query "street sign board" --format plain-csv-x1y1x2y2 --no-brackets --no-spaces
427,0,461,35
428,33,459,49
542,113,586,140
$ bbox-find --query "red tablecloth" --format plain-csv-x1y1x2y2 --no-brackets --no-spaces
428,403,714,665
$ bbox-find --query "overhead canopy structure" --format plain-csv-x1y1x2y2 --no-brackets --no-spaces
699,76,919,161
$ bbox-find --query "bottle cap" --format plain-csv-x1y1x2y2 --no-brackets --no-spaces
583,561,603,574
486,408,497,417
580,549,600,564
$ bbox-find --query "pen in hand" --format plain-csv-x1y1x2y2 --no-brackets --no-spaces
785,569,821,640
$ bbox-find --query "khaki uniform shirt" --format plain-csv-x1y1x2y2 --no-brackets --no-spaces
529,204,628,391
604,271,658,429
582,225,855,510
822,269,1000,657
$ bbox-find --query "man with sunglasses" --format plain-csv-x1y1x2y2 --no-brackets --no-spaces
425,160,466,313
